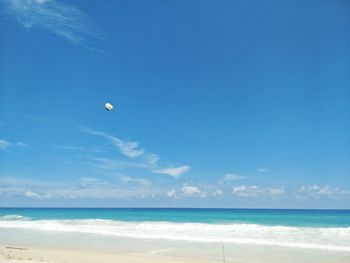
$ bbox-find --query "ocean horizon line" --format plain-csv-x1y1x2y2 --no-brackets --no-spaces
1,207,350,211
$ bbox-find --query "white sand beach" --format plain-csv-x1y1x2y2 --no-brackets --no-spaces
0,245,205,263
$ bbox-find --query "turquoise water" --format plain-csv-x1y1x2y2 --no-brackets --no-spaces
1,208,350,262
1,208,350,227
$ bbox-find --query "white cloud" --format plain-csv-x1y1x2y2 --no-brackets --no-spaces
212,189,223,197
0,177,62,188
146,153,160,165
38,188,156,200
0,139,11,149
0,176,158,200
181,184,206,198
220,173,246,183
82,128,145,158
3,0,104,49
269,187,285,196
297,185,350,199
91,157,189,180
55,145,85,151
117,141,144,158
24,190,41,199
122,176,151,186
182,185,200,196
232,185,259,197
153,165,190,178
232,185,285,197
83,128,189,179
257,168,268,173
91,157,152,171
55,145,103,153
166,188,177,198
79,177,108,188
0,139,27,149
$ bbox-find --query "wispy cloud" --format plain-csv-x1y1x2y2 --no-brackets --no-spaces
257,168,269,173
297,185,350,199
79,177,108,188
220,173,247,184
20,188,159,200
82,128,145,158
82,127,189,178
0,139,27,149
0,177,67,201
1,176,158,200
55,145,103,153
3,0,104,49
91,157,190,179
153,165,190,179
145,153,160,165
24,190,41,199
90,157,152,171
0,177,60,188
0,139,11,149
232,185,285,197
122,176,151,186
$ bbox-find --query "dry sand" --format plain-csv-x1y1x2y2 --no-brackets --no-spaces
0,245,205,263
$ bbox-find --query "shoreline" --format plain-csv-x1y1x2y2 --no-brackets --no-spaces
0,245,206,263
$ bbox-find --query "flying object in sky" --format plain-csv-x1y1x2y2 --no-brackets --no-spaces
105,102,113,111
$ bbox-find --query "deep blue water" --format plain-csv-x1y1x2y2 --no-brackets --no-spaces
1,208,350,227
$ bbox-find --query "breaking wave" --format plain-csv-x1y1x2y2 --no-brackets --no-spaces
0,216,349,252
0,214,31,221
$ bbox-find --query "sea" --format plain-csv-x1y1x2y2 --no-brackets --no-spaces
0,208,350,262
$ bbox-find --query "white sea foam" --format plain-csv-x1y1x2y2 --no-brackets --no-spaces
0,217,349,252
0,214,31,221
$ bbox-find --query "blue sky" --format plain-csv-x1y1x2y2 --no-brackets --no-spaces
0,0,349,208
